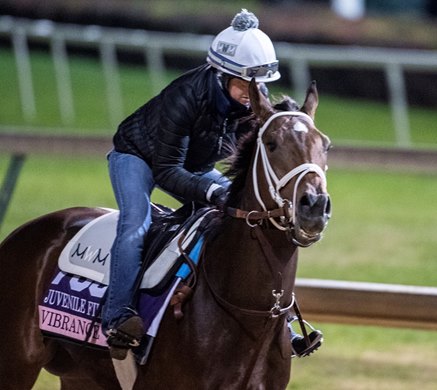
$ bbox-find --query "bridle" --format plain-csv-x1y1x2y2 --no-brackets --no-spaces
226,110,327,247
252,110,327,231
208,110,329,317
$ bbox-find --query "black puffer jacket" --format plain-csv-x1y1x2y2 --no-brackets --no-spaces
113,64,252,203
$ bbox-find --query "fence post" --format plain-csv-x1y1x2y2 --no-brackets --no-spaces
385,62,411,147
101,39,124,129
51,35,75,126
12,26,36,123
0,154,26,232
144,45,166,95
288,57,311,103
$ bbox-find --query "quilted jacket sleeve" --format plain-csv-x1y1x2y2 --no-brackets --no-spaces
152,82,217,203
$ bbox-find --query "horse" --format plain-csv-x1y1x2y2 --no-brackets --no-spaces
0,79,331,390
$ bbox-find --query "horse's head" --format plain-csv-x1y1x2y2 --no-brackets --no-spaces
245,79,331,246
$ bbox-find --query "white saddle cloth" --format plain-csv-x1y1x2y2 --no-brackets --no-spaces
58,209,206,290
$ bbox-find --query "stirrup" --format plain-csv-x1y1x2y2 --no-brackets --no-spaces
289,317,323,358
107,328,141,348
106,316,145,360
288,296,323,358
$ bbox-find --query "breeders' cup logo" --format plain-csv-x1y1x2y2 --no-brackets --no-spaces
217,41,237,56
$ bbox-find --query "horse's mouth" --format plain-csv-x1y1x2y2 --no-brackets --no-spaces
290,223,327,247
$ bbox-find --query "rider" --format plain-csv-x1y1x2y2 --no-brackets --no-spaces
102,9,323,360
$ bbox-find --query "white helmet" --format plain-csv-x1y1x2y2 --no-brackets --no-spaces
207,9,280,83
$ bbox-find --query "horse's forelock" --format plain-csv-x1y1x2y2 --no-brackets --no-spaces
272,96,300,112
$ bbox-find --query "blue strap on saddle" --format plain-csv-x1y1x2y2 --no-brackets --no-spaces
175,236,204,280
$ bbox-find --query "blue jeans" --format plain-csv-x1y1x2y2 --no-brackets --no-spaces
101,151,154,332
101,150,230,332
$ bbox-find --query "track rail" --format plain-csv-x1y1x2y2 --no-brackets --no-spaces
295,279,437,330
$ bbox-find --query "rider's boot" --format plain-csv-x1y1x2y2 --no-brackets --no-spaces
288,316,323,358
107,315,145,360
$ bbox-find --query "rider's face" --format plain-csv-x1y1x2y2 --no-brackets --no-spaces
228,78,252,106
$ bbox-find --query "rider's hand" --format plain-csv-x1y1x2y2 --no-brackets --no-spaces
210,186,227,209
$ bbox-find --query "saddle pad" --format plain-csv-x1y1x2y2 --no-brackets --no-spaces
39,267,180,351
39,269,108,347
58,209,211,289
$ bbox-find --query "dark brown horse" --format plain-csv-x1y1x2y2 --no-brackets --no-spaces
0,80,331,390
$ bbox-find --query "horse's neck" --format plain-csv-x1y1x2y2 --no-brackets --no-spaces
204,217,298,311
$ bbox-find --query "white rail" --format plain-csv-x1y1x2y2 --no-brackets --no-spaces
2,16,437,146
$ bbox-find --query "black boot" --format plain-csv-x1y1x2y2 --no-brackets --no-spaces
107,315,145,360
288,316,323,358
291,329,323,358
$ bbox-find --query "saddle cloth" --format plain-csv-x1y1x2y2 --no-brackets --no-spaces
39,206,212,363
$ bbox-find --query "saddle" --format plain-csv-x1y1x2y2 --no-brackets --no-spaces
140,202,210,293
38,202,216,363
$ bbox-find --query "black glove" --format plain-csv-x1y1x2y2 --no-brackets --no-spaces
210,186,228,208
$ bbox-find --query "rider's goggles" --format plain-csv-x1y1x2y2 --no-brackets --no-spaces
241,61,279,78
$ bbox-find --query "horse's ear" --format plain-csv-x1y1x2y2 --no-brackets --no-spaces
301,81,319,119
249,78,273,121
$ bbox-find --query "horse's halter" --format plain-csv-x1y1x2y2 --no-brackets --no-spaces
252,111,327,232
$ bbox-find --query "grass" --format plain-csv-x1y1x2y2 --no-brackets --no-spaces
298,169,437,286
291,323,437,390
1,49,437,389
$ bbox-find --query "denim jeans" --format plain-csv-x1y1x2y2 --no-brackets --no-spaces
101,150,230,332
101,151,155,332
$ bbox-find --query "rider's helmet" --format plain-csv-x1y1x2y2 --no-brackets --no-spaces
207,9,280,83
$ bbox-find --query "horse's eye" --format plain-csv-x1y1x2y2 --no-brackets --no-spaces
266,141,277,152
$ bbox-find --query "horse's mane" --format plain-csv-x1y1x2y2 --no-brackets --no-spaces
225,95,300,207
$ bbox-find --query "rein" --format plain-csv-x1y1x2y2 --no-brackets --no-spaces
200,110,325,317
200,228,296,319
199,221,297,390
198,110,326,317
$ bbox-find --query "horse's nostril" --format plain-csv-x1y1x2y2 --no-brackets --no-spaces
300,193,331,218
300,193,317,208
